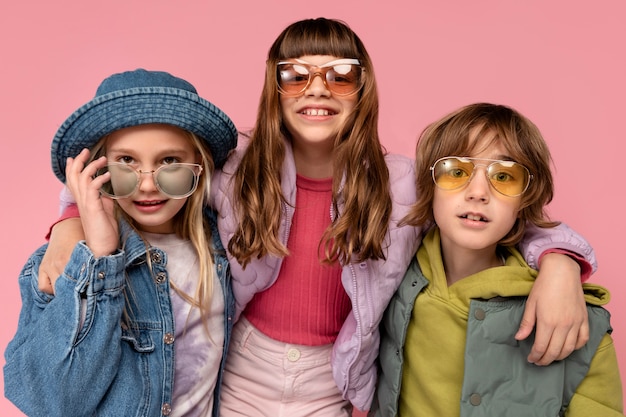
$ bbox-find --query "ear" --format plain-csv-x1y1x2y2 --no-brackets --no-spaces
194,151,203,165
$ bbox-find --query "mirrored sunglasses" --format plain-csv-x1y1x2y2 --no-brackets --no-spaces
277,58,364,96
431,156,532,197
96,162,203,199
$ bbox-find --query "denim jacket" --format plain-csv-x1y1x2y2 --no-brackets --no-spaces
4,209,234,417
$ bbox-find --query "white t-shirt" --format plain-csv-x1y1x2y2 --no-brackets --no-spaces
144,232,225,417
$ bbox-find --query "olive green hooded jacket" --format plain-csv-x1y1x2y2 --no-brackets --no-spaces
372,229,623,417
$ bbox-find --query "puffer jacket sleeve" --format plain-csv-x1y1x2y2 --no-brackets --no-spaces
3,242,127,416
518,222,597,277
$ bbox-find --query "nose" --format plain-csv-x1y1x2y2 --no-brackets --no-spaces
305,72,331,97
137,170,159,193
464,167,490,202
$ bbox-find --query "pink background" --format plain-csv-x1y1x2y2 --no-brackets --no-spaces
1,1,624,415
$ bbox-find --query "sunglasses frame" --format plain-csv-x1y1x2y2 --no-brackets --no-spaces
430,156,532,197
97,162,203,200
276,58,364,97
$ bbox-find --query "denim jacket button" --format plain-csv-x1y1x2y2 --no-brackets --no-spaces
151,252,163,264
163,333,175,345
155,272,167,284
97,271,105,280
161,402,172,415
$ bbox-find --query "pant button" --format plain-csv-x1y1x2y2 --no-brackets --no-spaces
287,348,301,362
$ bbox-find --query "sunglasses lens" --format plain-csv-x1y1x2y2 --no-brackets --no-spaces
433,158,530,197
432,158,473,190
325,64,362,95
487,162,530,196
155,165,198,198
96,163,201,199
277,62,362,95
278,63,310,95
98,164,138,198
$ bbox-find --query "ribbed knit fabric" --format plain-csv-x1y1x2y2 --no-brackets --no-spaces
244,175,351,346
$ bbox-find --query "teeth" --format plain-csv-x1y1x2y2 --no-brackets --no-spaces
466,214,484,221
303,108,330,116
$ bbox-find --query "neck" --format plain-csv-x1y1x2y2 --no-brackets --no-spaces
291,142,334,179
441,244,503,286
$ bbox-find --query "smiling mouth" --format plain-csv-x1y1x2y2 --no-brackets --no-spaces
135,200,166,206
461,214,488,222
301,108,334,116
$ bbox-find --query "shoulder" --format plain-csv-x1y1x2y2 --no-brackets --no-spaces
384,153,414,172
384,153,415,185
384,153,417,206
220,131,252,174
211,131,252,207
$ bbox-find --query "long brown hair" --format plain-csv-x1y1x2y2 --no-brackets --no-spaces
404,102,559,246
228,17,391,266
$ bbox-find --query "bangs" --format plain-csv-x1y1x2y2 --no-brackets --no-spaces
273,19,362,60
466,125,501,155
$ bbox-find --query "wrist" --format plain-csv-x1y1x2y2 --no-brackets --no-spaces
538,252,581,278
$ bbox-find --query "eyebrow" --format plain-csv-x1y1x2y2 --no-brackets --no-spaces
107,147,190,156
496,154,516,162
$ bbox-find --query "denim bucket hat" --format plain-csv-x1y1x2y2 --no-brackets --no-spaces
51,68,237,182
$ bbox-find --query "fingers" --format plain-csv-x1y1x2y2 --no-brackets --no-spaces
516,290,589,365
65,148,90,184
37,269,54,294
529,327,567,366
66,150,108,204
37,257,64,295
555,328,579,361
520,253,589,366
523,314,589,366
39,214,117,292
527,326,576,365
37,218,84,295
515,299,536,341
575,320,590,350
526,324,551,365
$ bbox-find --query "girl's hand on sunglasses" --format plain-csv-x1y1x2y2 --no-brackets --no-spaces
65,149,119,258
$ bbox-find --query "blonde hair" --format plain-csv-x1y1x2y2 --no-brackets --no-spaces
404,102,559,246
228,17,391,266
91,129,216,332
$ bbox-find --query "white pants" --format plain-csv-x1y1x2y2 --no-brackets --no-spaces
219,317,352,416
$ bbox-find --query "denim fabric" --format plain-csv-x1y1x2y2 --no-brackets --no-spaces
51,69,238,183
4,210,234,417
